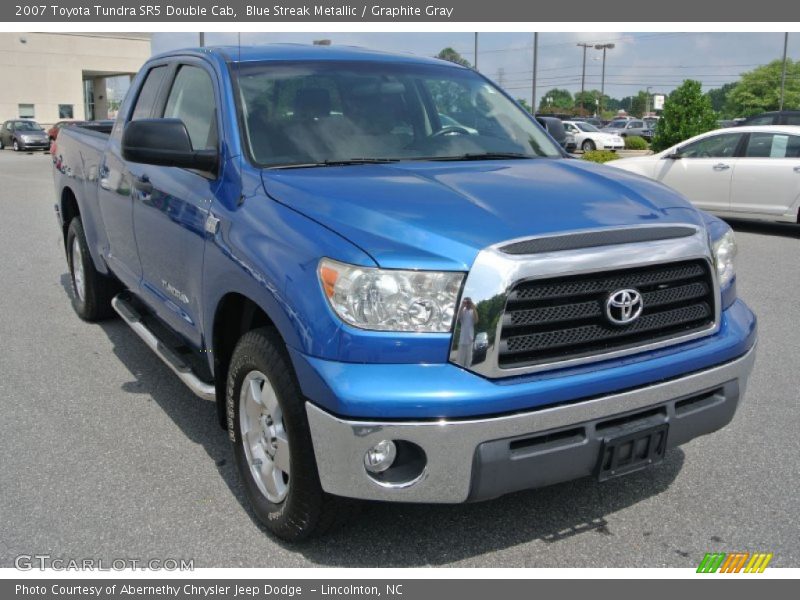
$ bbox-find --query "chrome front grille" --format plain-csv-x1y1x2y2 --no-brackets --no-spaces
449,225,720,378
498,260,716,368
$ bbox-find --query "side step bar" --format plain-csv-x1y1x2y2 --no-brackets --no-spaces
111,295,216,401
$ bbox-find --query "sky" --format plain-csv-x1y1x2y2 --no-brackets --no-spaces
150,32,797,105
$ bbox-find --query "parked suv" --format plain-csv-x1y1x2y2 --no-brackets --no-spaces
740,111,800,126
603,118,654,141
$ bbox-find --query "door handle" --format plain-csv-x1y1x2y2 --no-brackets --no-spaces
133,175,153,195
712,163,730,171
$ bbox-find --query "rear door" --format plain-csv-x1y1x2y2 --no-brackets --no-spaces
131,59,221,348
97,62,170,288
653,131,744,213
729,131,800,217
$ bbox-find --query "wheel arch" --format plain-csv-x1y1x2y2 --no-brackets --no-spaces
60,185,81,250
210,292,282,428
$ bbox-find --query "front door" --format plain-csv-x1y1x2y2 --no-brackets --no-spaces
132,60,221,348
653,131,744,213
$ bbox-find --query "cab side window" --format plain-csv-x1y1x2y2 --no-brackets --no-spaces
130,65,168,121
163,65,218,151
679,133,742,158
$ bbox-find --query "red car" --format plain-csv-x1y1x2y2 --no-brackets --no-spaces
48,120,86,142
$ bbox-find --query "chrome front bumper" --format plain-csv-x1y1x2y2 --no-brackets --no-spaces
306,345,756,503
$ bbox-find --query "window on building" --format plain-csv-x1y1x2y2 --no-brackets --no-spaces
18,104,35,119
58,105,74,119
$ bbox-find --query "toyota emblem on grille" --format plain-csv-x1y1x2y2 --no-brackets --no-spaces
605,288,644,325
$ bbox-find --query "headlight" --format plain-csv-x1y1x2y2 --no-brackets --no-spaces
318,258,464,332
712,229,737,288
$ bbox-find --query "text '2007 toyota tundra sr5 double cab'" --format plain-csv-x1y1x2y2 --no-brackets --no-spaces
53,45,757,541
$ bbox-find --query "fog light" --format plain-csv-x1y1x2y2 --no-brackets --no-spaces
364,440,397,473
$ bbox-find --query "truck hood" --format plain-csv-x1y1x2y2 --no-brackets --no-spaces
261,158,704,270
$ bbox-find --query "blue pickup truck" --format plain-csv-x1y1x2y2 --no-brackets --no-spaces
53,45,757,541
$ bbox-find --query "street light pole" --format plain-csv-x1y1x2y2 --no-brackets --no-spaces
577,42,592,112
595,43,615,116
779,32,788,111
532,32,538,114
474,32,479,70
646,86,653,116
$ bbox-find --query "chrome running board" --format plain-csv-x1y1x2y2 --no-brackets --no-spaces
111,294,216,401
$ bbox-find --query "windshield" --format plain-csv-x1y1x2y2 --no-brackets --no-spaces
15,121,43,131
234,60,562,167
576,122,600,132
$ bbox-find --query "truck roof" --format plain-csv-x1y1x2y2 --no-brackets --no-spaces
151,44,461,67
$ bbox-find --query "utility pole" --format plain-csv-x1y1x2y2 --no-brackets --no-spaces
532,33,538,114
577,43,592,112
595,43,615,116
779,32,789,111
199,32,205,47
474,32,478,70
646,86,653,116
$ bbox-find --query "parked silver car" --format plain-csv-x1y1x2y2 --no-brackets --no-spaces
603,118,653,141
0,119,50,151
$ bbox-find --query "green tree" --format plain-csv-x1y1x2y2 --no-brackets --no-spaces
516,98,533,113
538,88,573,112
575,90,615,115
436,47,472,68
705,82,737,116
725,59,800,117
651,80,718,152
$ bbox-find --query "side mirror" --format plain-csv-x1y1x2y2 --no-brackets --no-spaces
665,151,683,160
122,118,217,173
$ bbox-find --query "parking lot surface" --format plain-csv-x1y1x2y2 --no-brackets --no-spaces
0,149,797,568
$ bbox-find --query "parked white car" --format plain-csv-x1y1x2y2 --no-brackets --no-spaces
563,120,625,152
609,126,800,223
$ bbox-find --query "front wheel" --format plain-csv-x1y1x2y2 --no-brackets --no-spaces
12,139,20,151
581,139,596,152
227,328,359,541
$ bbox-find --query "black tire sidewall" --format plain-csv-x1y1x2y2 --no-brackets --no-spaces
227,328,325,541
65,217,117,321
66,219,91,318
13,139,20,151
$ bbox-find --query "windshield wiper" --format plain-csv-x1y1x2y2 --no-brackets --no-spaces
426,152,535,161
270,158,399,169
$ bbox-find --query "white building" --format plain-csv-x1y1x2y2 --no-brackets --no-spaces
0,32,151,126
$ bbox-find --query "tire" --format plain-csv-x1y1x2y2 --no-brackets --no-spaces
227,327,360,541
13,139,20,151
0,138,4,150
66,218,118,321
581,139,596,152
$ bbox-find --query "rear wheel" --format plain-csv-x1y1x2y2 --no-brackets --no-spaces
227,327,359,541
66,218,118,321
582,139,596,152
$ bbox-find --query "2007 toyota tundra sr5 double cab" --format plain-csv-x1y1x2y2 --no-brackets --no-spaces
53,45,757,541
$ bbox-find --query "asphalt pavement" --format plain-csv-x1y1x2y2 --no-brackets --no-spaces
0,149,797,568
